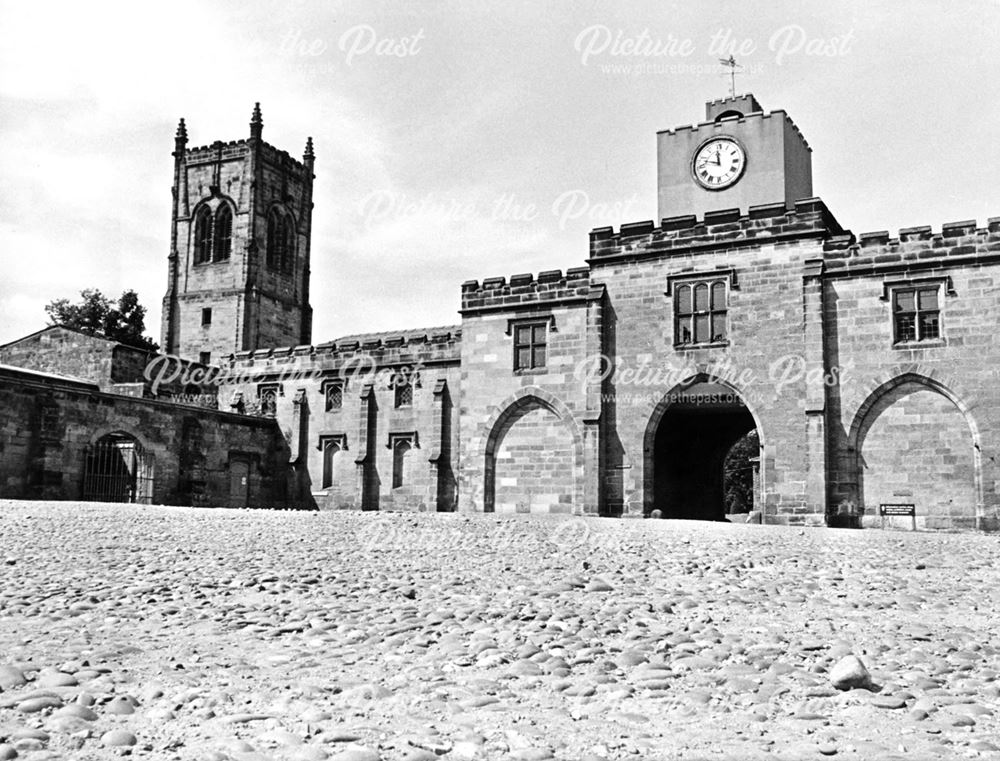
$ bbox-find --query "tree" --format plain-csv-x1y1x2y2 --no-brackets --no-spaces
45,288,159,352
723,429,759,514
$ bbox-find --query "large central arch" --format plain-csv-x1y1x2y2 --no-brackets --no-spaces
483,389,584,513
643,375,764,520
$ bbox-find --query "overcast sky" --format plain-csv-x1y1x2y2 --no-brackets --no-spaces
1,0,998,348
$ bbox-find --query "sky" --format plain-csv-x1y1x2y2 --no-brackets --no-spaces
1,0,998,347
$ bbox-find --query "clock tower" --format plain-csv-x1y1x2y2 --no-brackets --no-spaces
656,93,812,222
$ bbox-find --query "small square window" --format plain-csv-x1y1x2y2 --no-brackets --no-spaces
199,351,211,365
201,308,212,326
513,321,548,371
893,286,941,344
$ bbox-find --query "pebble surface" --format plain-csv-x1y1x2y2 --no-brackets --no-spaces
1,501,999,760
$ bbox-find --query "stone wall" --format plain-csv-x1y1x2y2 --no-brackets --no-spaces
822,217,1000,530
459,268,603,514
0,365,290,508
588,199,841,523
220,327,462,512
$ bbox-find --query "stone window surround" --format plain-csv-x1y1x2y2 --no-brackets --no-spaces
257,382,283,417
506,314,555,375
881,276,953,349
387,431,418,489
317,434,348,489
665,268,739,350
321,378,346,412
192,199,235,266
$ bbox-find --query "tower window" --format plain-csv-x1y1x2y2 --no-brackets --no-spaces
193,207,213,264
213,205,232,261
675,280,728,346
893,286,940,343
267,208,295,274
513,322,547,371
201,308,212,326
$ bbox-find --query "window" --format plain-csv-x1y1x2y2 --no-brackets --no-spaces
388,432,417,489
513,322,547,371
324,381,343,411
193,207,213,264
319,435,347,489
258,384,279,417
893,286,940,343
201,307,212,327
213,205,232,261
199,351,211,366
394,375,413,408
675,280,727,345
266,208,295,273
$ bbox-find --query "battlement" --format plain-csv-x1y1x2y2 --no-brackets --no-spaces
588,198,842,264
224,327,462,377
184,139,308,172
460,267,604,314
822,216,1000,276
657,109,811,151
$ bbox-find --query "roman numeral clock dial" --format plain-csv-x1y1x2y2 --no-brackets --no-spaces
692,137,746,190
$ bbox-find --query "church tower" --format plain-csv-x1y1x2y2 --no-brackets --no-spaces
161,104,314,364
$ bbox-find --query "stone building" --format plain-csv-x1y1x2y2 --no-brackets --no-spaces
1,95,997,530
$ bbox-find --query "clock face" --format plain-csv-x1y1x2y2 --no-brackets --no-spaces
692,137,746,190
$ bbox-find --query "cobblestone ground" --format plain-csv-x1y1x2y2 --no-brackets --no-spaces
1,502,999,761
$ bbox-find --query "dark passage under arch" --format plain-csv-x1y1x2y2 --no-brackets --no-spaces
649,382,758,520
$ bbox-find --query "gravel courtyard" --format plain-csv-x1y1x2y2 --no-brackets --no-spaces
0,502,998,761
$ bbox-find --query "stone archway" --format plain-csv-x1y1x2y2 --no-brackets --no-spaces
483,393,583,514
644,377,763,520
82,431,155,504
848,374,982,530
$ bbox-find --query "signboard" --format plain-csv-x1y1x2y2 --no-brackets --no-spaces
880,503,916,530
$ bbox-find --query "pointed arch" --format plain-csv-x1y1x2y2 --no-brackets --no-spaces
213,203,233,261
192,205,213,264
266,205,295,272
847,373,983,529
481,388,584,513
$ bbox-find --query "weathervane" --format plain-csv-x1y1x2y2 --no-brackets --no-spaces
719,55,743,98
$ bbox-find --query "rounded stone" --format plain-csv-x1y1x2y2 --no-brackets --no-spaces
101,730,137,747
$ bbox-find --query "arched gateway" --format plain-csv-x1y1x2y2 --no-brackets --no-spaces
82,432,155,504
644,377,763,520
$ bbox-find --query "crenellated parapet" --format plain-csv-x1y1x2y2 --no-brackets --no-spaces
460,267,604,315
660,108,811,151
588,198,843,264
224,326,462,379
822,217,1000,278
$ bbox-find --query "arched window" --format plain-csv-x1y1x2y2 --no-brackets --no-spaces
213,204,232,261
266,209,284,270
193,207,212,264
282,217,296,273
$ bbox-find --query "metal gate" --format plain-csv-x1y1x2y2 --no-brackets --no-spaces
82,432,155,504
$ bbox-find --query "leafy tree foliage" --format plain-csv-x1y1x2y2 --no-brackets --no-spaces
723,429,759,514
44,288,159,352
